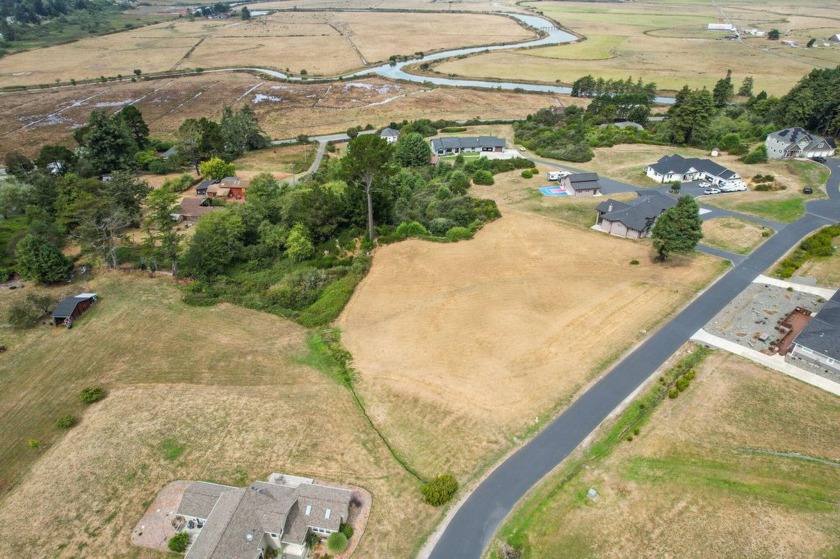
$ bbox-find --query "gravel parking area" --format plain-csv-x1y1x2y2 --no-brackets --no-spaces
705,283,828,352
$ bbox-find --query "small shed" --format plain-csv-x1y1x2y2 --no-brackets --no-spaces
52,293,98,326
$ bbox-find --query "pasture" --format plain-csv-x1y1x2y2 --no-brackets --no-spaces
0,11,533,87
489,350,840,558
338,208,723,480
433,0,840,95
0,273,438,558
0,74,560,159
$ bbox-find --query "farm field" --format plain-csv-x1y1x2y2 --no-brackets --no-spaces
433,0,840,95
489,350,840,558
338,208,724,480
0,11,533,87
0,274,438,558
701,217,771,254
0,74,561,159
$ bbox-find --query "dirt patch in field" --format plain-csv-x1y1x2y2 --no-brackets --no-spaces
339,208,722,478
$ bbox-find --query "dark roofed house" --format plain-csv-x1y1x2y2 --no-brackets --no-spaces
430,136,506,155
645,154,745,190
178,474,352,559
178,197,220,222
765,127,836,160
52,293,97,326
195,180,217,196
786,292,840,378
595,191,677,239
560,172,601,197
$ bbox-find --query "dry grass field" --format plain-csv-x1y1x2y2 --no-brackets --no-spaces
0,11,532,87
701,217,771,254
795,233,840,288
489,350,840,558
338,201,723,480
234,144,317,179
434,0,840,95
0,273,439,558
0,74,561,159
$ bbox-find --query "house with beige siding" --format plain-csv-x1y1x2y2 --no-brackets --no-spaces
595,191,677,239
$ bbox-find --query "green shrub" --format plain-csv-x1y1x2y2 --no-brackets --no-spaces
675,377,690,392
339,523,354,540
79,386,105,404
441,126,467,133
521,170,533,179
668,389,679,399
754,183,773,191
742,145,768,164
445,227,473,241
305,532,320,548
396,221,429,238
472,170,494,185
326,532,348,554
56,414,77,429
168,532,190,553
529,168,539,174
428,218,457,236
630,259,639,265
436,186,453,200
421,473,459,506
28,439,40,449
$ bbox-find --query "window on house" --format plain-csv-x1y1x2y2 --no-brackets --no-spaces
325,509,331,520
305,505,312,516
800,346,813,354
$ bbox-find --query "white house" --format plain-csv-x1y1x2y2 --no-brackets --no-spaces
645,154,746,190
828,33,840,43
379,127,399,143
765,127,836,160
430,136,505,156
708,23,735,31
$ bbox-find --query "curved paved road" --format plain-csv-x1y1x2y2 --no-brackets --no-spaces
425,158,840,559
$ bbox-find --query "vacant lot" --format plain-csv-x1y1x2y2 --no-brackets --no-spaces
489,350,840,558
0,274,436,558
0,74,560,158
233,144,317,179
0,11,532,87
796,233,840,287
339,206,723,480
434,0,840,94
702,217,771,254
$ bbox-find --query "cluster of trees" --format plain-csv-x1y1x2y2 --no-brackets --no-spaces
177,105,269,172
0,0,123,49
571,75,658,123
773,66,840,137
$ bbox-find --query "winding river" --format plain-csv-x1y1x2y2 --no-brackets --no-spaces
229,12,676,103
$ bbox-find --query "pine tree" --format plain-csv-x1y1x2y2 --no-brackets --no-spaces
651,195,703,261
15,234,73,283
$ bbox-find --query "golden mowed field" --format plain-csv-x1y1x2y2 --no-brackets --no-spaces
339,210,723,479
0,11,533,87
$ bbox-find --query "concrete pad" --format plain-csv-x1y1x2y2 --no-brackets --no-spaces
753,274,837,299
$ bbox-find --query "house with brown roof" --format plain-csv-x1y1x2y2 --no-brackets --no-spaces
178,197,221,222
177,474,352,559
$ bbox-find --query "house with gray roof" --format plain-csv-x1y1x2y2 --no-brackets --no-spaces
765,127,836,160
379,127,400,143
559,172,602,197
645,154,746,190
595,191,677,239
786,291,840,378
430,136,506,156
178,474,352,559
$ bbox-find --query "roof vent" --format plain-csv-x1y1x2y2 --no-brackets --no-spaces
246,533,254,542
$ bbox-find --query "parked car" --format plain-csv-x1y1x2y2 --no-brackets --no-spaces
803,187,814,194
704,188,721,195
519,147,526,152
811,156,826,164
699,181,711,187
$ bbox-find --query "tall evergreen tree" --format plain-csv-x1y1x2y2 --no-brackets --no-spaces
15,234,73,283
651,195,703,261
712,69,734,108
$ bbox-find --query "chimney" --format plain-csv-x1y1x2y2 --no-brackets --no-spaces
607,204,613,212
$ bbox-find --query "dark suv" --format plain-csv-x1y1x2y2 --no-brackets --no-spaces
803,187,814,194
811,156,827,164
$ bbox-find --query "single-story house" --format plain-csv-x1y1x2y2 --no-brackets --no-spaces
765,127,836,160
829,34,840,43
786,291,840,377
560,172,602,197
645,154,746,189
179,474,352,559
707,23,735,31
595,191,677,239
178,197,220,222
379,127,399,143
430,136,506,156
51,293,98,326
195,180,217,196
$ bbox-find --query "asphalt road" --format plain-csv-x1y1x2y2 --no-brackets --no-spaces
426,157,839,559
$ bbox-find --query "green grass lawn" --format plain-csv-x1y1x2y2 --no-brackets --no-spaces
785,159,831,188
704,195,806,223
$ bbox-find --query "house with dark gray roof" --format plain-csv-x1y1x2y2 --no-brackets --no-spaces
765,127,836,160
645,154,746,190
178,474,352,559
430,136,506,156
379,127,399,143
786,291,840,378
595,191,677,239
559,172,601,197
